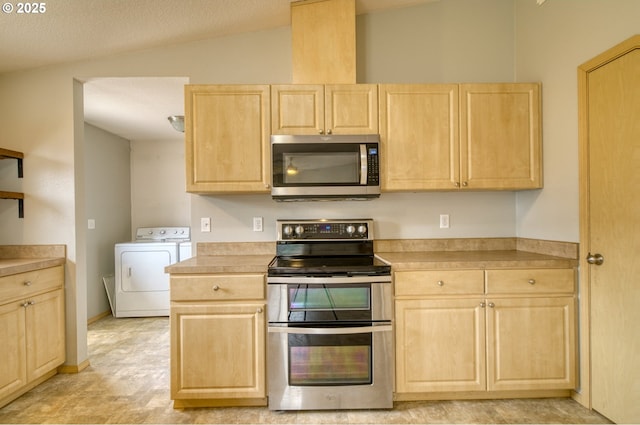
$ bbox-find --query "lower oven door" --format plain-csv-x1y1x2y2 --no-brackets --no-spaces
267,323,394,410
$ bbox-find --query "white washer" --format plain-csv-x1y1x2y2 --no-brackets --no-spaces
114,226,190,318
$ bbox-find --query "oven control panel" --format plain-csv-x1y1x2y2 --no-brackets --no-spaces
278,219,372,240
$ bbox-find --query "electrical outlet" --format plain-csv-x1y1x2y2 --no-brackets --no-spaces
201,217,211,232
87,219,96,230
253,216,263,232
439,214,450,229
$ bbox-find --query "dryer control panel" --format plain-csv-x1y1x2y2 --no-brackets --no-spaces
135,227,190,242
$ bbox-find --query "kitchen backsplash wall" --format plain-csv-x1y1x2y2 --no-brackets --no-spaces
190,191,516,248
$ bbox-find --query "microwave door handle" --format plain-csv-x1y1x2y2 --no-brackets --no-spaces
360,144,368,185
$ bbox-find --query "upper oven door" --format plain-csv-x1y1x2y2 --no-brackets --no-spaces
267,280,392,324
271,135,380,198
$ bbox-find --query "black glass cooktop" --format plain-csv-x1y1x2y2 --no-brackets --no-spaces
268,255,391,276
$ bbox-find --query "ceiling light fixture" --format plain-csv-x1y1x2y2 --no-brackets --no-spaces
167,115,185,133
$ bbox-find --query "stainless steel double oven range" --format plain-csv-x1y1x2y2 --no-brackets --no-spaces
267,219,393,411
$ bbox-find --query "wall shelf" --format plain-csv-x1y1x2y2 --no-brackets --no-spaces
1,148,24,218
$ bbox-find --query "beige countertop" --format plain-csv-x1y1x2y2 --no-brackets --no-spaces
0,245,66,277
164,239,578,275
376,250,578,270
165,254,274,274
0,257,66,277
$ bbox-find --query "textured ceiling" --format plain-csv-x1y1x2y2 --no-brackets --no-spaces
2,0,433,141
1,0,432,74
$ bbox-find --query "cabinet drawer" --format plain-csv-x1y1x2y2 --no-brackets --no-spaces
395,270,484,296
486,269,575,294
0,266,64,303
171,274,265,301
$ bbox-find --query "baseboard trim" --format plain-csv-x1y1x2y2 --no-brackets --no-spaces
58,358,91,374
88,310,112,325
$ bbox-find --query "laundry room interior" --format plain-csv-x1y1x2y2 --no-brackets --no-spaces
83,77,191,321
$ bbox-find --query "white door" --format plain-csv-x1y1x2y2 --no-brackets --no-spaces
579,36,640,424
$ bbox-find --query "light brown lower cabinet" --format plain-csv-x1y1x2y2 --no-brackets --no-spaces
0,266,66,408
170,273,266,408
394,268,576,399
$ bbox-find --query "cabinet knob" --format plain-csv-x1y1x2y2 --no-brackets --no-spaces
257,307,263,313
480,301,486,308
462,181,468,187
319,130,324,134
24,280,32,286
586,252,605,265
454,182,460,187
326,129,332,135
528,279,536,285
437,280,444,286
212,285,220,291
22,301,29,308
488,302,495,308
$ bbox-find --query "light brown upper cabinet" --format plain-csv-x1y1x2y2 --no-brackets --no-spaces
271,84,378,135
461,83,542,190
184,85,271,194
379,83,542,191
379,84,459,191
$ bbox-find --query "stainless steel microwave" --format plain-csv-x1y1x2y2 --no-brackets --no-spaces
271,134,381,201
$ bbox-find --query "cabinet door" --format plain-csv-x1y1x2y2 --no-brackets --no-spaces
185,85,270,193
379,84,459,191
171,303,266,400
460,83,542,189
486,297,576,391
0,301,27,400
25,289,66,381
395,298,485,393
271,85,324,135
325,84,378,134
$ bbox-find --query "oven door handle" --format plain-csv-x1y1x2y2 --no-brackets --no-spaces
268,324,392,335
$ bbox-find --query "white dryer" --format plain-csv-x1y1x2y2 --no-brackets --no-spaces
114,226,190,318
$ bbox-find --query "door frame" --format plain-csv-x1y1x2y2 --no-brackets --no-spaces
577,34,640,409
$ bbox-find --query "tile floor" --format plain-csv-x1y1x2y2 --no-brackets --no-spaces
0,315,612,424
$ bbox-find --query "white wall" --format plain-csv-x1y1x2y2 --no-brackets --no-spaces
514,0,640,242
84,124,131,319
130,138,191,232
357,0,515,83
190,192,515,244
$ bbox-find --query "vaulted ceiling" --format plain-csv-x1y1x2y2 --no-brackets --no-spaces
1,0,432,141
